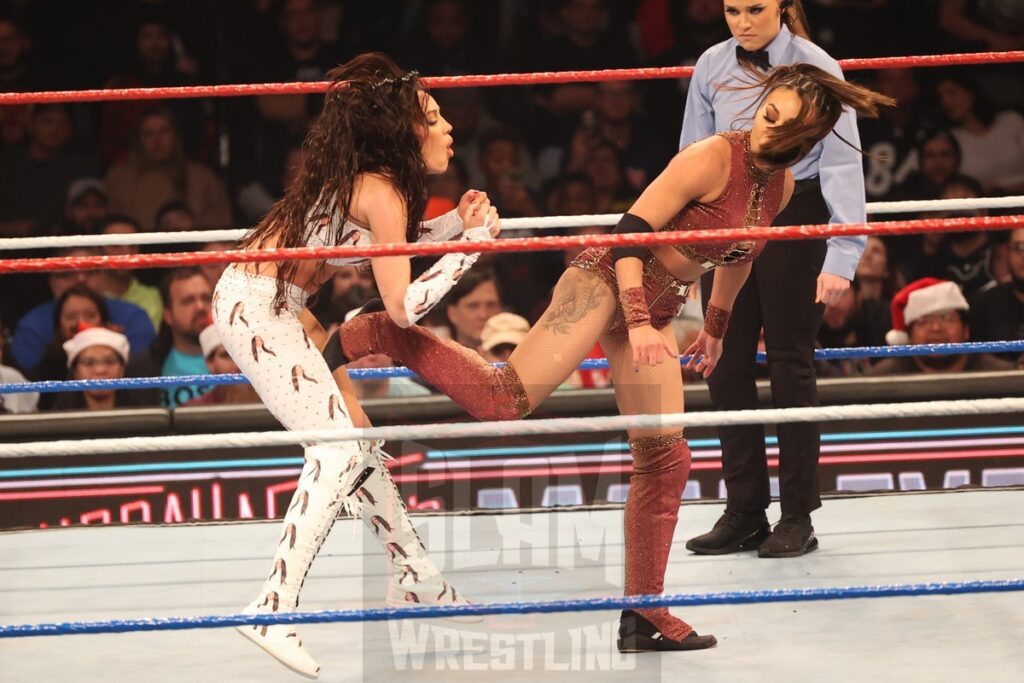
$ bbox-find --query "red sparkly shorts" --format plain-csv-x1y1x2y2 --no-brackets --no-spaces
570,247,692,336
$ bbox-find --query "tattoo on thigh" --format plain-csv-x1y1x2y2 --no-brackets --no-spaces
541,273,607,335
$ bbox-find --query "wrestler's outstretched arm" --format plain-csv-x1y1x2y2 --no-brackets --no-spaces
415,190,499,242
360,176,496,329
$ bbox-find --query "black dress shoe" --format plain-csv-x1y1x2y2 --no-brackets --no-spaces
758,515,819,558
685,511,770,555
617,610,717,653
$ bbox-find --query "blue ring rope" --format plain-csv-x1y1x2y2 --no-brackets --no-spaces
2,340,1023,395
1,578,1021,638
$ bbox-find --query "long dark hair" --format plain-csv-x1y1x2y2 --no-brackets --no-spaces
780,0,811,40
53,284,112,340
241,53,430,311
31,284,113,396
726,63,896,168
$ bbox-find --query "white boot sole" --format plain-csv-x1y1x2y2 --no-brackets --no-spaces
236,624,321,679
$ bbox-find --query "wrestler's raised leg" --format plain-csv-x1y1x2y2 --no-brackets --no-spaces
339,267,617,419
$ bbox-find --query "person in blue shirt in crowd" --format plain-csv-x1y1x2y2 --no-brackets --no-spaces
10,246,155,373
680,0,867,558
125,266,213,407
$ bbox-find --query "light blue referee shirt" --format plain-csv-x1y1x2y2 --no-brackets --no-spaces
679,25,866,280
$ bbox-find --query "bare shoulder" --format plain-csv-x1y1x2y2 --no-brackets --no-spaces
353,173,404,205
673,134,731,173
352,173,403,215
352,173,408,239
663,135,731,196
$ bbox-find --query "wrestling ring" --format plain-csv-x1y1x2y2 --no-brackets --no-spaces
1,50,1024,683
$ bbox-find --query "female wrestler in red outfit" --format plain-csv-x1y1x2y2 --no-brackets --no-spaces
329,64,893,652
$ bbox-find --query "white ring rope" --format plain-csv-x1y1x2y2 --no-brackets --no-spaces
1,196,1020,251
861,195,1024,214
2,397,1022,459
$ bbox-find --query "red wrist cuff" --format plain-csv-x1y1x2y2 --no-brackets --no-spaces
704,304,731,338
620,287,652,330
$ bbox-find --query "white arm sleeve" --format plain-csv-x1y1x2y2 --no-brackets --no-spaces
415,209,463,243
402,225,492,325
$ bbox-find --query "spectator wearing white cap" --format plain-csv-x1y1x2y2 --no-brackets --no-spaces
480,312,581,392
479,312,530,363
866,278,1014,376
51,325,147,411
185,324,261,406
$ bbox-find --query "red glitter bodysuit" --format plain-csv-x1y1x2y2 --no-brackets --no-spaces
572,130,785,334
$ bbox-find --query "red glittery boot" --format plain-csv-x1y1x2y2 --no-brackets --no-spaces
618,434,717,652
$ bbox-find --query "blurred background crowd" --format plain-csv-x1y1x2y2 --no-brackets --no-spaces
0,0,1022,413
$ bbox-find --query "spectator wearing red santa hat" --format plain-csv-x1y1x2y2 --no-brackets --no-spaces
866,278,1015,376
184,323,261,406
51,325,149,411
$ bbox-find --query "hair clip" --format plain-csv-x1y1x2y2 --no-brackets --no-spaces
368,70,419,90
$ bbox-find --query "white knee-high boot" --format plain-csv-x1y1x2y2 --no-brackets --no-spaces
354,441,472,609
238,442,370,679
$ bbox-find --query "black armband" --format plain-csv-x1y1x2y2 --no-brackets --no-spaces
610,212,655,263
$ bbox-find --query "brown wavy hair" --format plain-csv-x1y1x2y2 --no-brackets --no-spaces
780,0,811,39
729,63,896,168
240,53,429,311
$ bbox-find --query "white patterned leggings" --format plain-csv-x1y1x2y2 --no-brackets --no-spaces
213,267,352,432
212,267,361,613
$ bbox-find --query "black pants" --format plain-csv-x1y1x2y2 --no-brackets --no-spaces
701,186,829,517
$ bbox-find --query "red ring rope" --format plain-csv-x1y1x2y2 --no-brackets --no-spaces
0,51,1020,105
3,215,1019,274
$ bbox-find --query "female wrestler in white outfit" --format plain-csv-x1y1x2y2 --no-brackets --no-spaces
212,53,499,678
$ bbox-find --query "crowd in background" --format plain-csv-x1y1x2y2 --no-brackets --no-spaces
1,0,1022,413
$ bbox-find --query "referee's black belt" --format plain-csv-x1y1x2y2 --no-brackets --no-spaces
793,177,821,196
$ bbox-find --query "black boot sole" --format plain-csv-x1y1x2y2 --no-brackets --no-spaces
685,525,770,555
617,632,718,653
758,535,819,559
